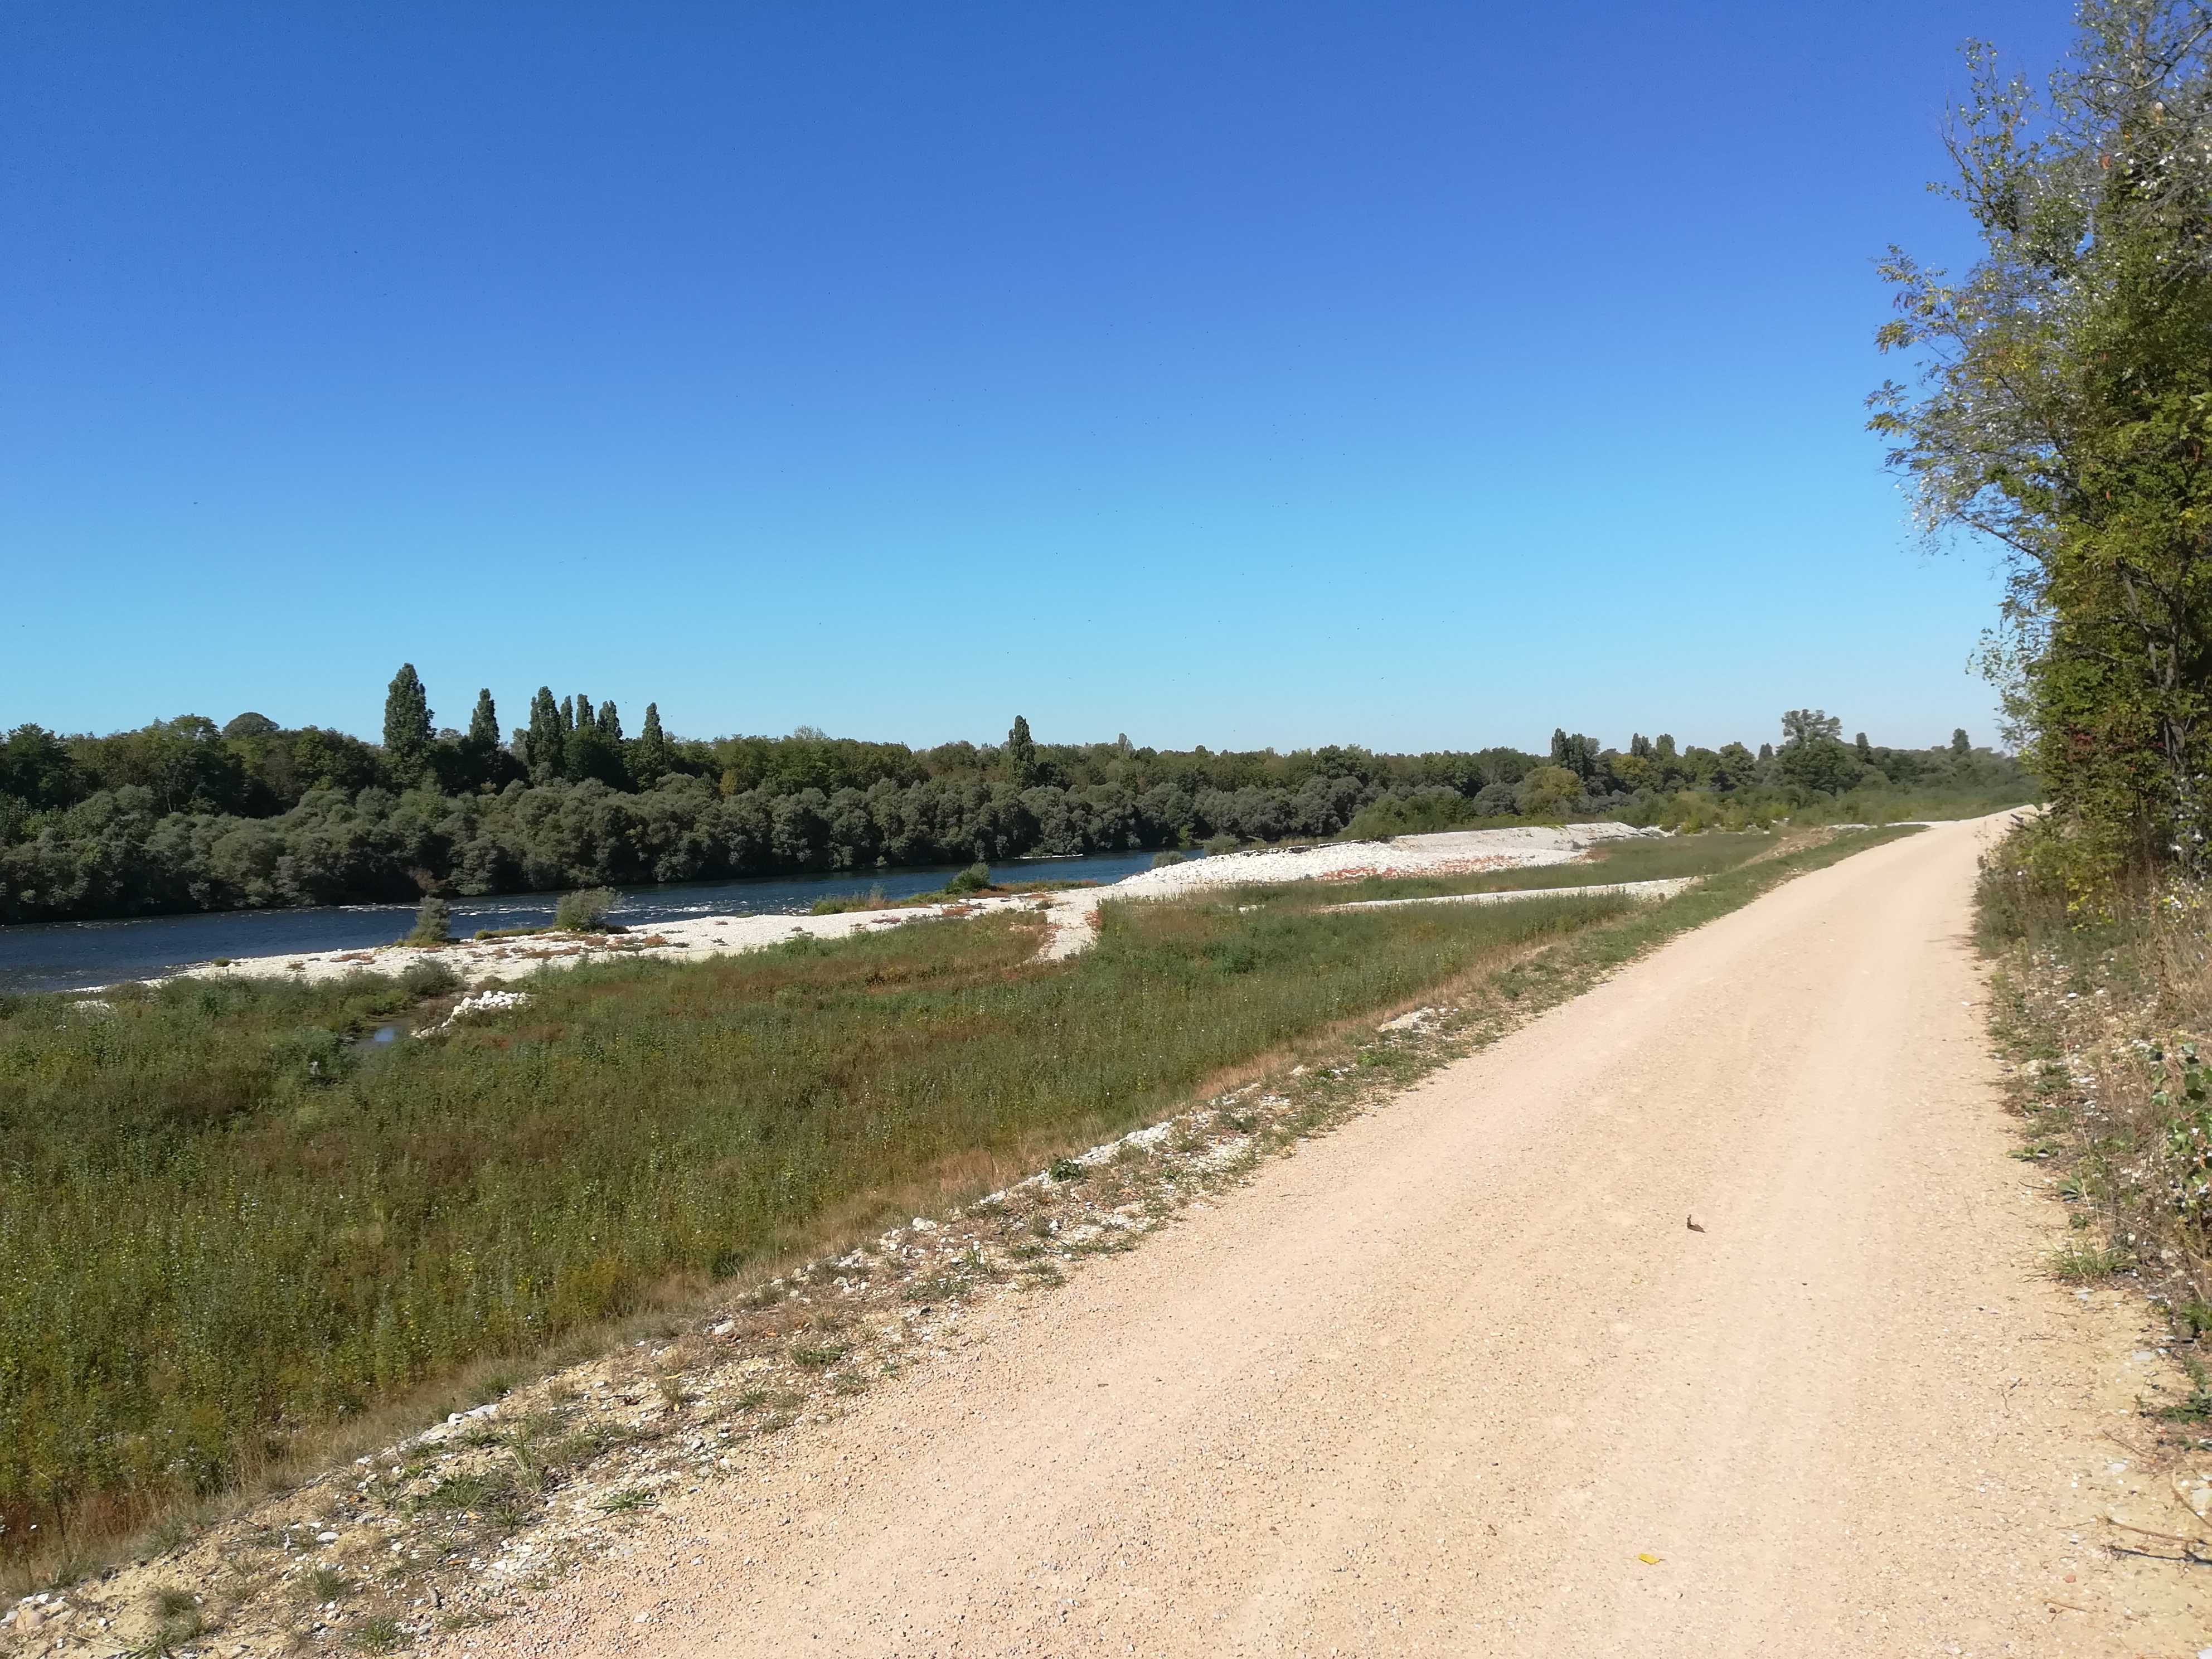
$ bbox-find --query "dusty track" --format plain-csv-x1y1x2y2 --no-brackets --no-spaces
444,817,2209,1656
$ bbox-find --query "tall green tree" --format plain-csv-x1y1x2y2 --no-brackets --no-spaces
633,702,671,785
525,688,564,783
1872,0,2212,872
382,665,433,780
596,700,623,744
467,690,499,750
1780,709,1842,748
1006,715,1037,786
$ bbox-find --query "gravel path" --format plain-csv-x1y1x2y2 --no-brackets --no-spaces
426,813,2209,1656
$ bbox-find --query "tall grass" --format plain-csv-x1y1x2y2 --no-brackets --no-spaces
0,890,1632,1554
1978,830,2212,1323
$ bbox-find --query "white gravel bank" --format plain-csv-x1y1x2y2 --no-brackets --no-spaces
157,824,1664,987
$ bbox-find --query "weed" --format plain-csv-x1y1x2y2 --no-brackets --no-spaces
595,1488,655,1514
346,1615,408,1653
306,1566,352,1602
787,1342,847,1370
2051,1244,2129,1282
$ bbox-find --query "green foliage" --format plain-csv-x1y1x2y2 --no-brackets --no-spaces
0,677,2029,924
1151,850,1186,868
632,702,671,787
0,891,1637,1540
381,665,432,781
1005,715,1037,787
405,896,452,947
944,862,992,895
1343,790,1486,840
1515,765,1584,819
553,887,617,932
1873,1,2212,883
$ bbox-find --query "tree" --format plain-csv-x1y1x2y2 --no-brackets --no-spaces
1951,727,1972,758
1855,732,1874,763
382,665,433,779
221,712,279,740
1778,737,1864,794
525,688,564,783
596,700,623,744
467,690,499,750
0,724,80,809
633,702,672,785
1629,733,1652,759
1516,764,1583,818
1871,0,2212,871
1781,709,1842,748
1006,715,1037,787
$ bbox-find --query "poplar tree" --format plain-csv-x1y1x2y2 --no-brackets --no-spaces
634,702,672,785
467,690,499,750
1007,715,1037,786
526,688,563,782
597,700,623,744
382,664,432,778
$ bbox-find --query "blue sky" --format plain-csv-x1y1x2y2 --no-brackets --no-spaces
2,1,2069,755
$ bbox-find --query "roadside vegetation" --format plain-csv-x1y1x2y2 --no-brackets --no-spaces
1900,0,2212,1415
0,887,1635,1570
1980,852,2212,1331
0,823,1916,1585
0,675,2025,923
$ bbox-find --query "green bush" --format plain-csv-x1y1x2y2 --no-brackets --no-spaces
944,862,991,895
1151,851,1186,868
399,959,460,998
405,895,451,946
554,887,617,932
1201,833,1238,856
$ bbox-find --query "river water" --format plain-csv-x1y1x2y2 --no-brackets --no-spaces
0,848,1192,994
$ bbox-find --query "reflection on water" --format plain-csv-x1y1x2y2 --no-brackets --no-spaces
0,848,1192,994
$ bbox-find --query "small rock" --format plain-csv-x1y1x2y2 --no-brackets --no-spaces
317,1530,340,1544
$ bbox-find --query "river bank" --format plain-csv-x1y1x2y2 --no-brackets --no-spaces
135,824,1662,988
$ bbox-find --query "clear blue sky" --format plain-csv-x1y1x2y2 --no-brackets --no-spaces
3,1,2068,755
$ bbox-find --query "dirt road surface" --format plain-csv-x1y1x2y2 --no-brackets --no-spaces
443,816,2211,1656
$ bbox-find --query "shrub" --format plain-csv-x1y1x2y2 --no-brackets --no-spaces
1202,833,1239,856
554,887,617,932
944,862,991,895
405,896,451,947
399,959,460,997
1151,851,1185,868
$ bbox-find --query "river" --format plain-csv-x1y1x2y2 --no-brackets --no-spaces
0,848,1192,993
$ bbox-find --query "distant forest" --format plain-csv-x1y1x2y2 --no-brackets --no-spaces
0,670,2032,923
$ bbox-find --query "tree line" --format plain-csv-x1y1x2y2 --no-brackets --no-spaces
0,670,2026,922
1873,0,2212,887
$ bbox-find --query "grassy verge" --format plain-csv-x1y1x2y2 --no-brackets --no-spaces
0,821,1917,1588
1978,828,2212,1333
1275,829,1782,906
0,886,1637,1568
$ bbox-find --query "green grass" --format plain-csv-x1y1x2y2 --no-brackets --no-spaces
0,886,1637,1550
1281,830,1782,907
